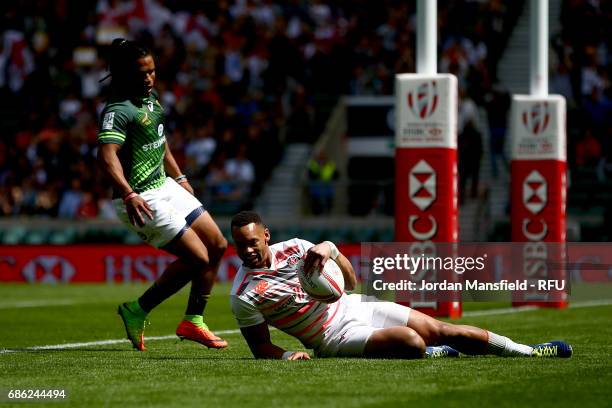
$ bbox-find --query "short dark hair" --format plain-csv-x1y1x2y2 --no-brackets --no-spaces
231,211,264,229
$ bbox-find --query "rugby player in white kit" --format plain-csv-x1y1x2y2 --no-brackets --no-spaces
230,211,572,360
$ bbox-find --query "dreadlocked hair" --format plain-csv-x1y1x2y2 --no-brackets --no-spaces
103,38,151,87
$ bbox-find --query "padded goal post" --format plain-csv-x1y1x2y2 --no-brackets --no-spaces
394,74,462,318
510,95,568,308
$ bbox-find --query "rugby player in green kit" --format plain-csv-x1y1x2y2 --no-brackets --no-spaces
97,39,227,351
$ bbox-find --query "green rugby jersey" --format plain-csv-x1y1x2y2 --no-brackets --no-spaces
98,91,167,193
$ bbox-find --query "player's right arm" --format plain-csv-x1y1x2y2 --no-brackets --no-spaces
97,106,152,226
97,143,133,199
240,323,310,360
97,144,153,226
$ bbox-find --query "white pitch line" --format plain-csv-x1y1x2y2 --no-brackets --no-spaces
462,305,539,317
564,299,612,308
2,300,611,355
0,300,81,309
462,299,612,317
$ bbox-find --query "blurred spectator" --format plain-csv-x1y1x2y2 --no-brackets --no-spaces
0,142,9,185
0,28,35,92
580,47,606,97
58,178,84,218
484,84,511,179
458,121,483,204
583,86,612,135
307,150,338,215
458,86,480,135
34,186,59,216
225,143,255,202
76,191,99,219
285,85,314,143
575,128,601,168
0,186,12,216
205,151,242,212
550,62,575,106
185,121,217,176
97,196,118,220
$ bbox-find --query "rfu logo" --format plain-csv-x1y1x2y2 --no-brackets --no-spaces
22,256,76,283
407,81,438,119
409,160,436,210
522,102,550,135
523,170,547,214
286,255,300,267
253,280,268,295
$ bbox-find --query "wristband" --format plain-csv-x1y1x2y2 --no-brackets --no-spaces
175,174,188,184
324,241,340,260
123,192,138,203
281,351,295,360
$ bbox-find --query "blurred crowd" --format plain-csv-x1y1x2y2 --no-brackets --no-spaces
1,0,584,219
553,0,612,178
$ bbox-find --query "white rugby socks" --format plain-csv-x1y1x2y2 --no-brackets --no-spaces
487,331,534,357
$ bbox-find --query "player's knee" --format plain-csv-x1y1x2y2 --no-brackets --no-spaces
213,236,228,258
390,328,426,357
402,328,426,355
202,231,226,258
207,236,227,271
188,252,210,269
365,328,425,359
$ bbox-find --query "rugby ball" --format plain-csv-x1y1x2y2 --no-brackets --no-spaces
297,259,344,303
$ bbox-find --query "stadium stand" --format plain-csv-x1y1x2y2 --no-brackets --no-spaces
0,0,609,243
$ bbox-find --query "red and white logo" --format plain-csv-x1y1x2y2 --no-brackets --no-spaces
409,160,436,210
287,255,300,266
523,170,547,214
254,280,268,295
407,81,439,120
522,102,550,135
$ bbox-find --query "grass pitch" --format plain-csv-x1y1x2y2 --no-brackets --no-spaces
0,283,611,407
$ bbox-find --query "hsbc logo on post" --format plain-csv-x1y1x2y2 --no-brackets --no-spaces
409,160,436,210
523,170,547,214
22,256,76,283
406,159,439,242
522,102,550,135
407,81,438,120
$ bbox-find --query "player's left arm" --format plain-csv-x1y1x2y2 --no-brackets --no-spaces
163,143,194,195
304,241,357,291
241,323,311,360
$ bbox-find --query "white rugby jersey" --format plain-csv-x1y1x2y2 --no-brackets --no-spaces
230,238,345,350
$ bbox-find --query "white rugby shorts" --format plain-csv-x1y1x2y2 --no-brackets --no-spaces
113,177,203,248
316,294,412,357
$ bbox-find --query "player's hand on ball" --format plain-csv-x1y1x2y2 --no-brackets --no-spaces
303,244,331,276
287,352,310,360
